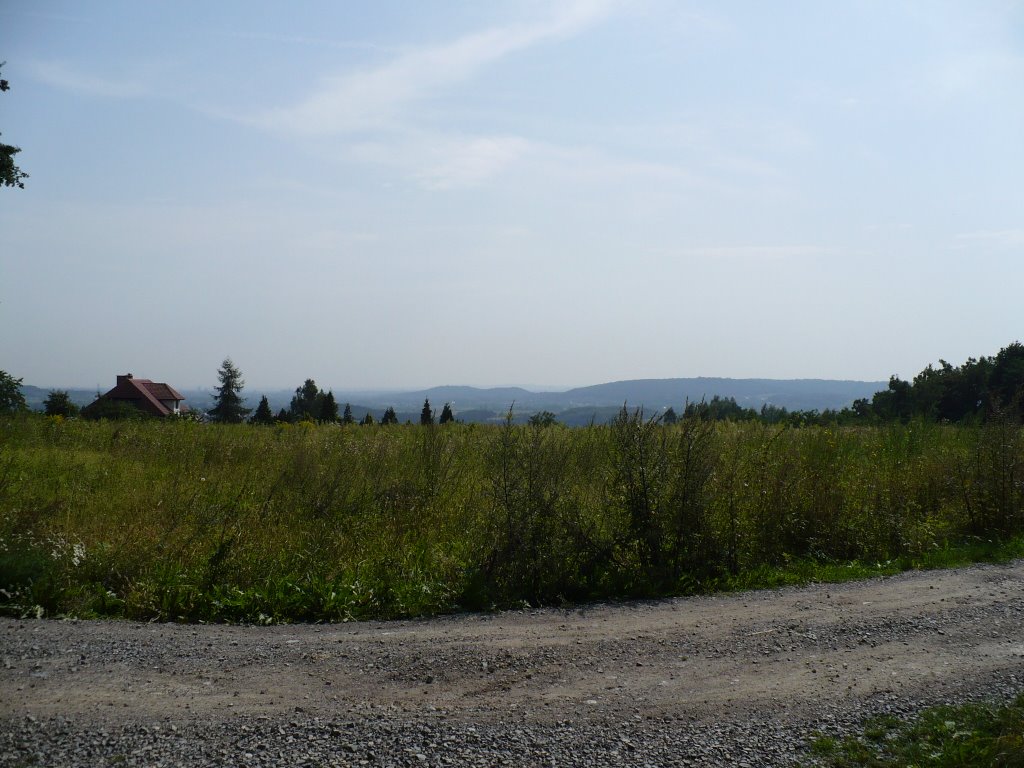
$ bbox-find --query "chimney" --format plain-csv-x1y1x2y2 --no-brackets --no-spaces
117,373,133,385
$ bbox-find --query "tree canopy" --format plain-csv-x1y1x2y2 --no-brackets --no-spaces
1,64,28,189
668,342,1024,427
528,410,558,427
0,370,27,414
82,396,149,421
289,379,321,421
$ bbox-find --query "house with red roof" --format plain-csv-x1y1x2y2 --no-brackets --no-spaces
82,373,187,418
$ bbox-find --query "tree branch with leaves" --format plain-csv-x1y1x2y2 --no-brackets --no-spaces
1,63,28,189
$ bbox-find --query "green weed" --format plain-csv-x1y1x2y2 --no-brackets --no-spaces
808,695,1024,766
0,414,1021,622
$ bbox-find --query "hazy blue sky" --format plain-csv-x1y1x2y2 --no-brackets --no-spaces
2,1,1022,391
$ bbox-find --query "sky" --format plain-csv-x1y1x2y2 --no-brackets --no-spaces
1,1,1022,391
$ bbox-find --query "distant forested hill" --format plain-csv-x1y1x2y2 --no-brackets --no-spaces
554,378,884,412
20,377,886,420
375,378,882,412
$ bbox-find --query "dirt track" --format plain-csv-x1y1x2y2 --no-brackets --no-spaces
3,561,1024,766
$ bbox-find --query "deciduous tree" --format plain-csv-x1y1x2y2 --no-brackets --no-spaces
82,397,148,421
1,64,28,189
528,411,557,427
989,342,1024,412
0,370,27,414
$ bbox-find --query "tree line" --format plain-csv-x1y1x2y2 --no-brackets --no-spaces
209,359,455,427
3,343,1021,425
664,342,1024,427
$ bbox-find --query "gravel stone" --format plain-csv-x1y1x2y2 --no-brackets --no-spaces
3,560,1024,766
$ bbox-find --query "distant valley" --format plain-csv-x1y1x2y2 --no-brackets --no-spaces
22,377,886,425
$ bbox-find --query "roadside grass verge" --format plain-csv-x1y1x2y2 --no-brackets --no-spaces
807,694,1024,766
718,535,1024,594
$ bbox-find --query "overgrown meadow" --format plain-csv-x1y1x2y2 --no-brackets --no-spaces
1,412,1022,623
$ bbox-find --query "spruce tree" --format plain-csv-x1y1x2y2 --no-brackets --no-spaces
360,412,375,426
44,390,79,417
381,406,398,425
439,402,455,424
319,390,339,423
250,395,274,425
420,398,434,426
209,358,251,423
342,403,354,425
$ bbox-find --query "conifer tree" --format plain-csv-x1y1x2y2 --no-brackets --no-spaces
209,358,251,423
360,412,375,426
439,402,455,424
420,398,434,426
342,403,354,425
381,406,398,425
250,395,274,425
43,390,79,417
289,379,321,421
319,390,339,423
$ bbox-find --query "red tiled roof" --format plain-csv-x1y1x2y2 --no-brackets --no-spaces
141,382,185,401
94,375,186,417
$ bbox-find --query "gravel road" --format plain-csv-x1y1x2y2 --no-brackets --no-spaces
3,560,1024,767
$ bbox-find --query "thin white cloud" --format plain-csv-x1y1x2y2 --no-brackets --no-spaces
676,245,840,261
953,230,1024,250
340,133,535,190
255,0,615,137
521,141,745,198
218,30,402,54
929,50,1024,100
342,130,721,193
27,59,148,99
415,135,533,190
